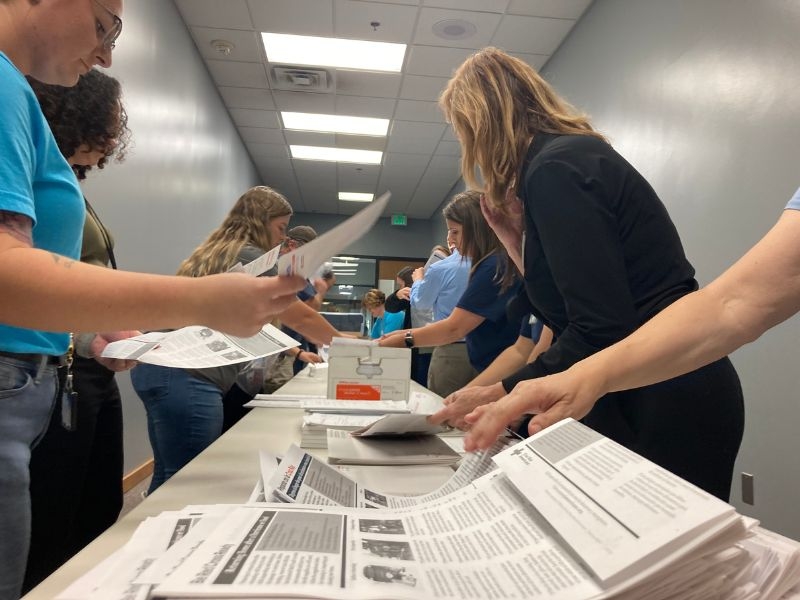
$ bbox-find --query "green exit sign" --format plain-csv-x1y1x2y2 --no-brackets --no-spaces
391,214,407,226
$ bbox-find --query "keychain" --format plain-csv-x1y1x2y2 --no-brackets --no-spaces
61,333,78,431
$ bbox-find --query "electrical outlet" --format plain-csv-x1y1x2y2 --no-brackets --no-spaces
741,472,755,505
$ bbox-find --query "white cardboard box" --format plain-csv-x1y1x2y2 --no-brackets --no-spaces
326,344,411,401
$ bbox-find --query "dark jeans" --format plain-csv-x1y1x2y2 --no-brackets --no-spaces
132,364,223,493
24,356,123,594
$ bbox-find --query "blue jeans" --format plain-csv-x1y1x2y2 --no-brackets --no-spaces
131,364,223,494
0,356,58,600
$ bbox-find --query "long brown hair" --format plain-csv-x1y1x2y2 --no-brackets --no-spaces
442,190,517,292
177,186,292,277
440,47,605,209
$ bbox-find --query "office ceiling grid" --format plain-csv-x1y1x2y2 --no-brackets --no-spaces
174,0,592,218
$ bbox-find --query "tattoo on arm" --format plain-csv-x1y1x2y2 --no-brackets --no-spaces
0,211,33,245
51,253,75,268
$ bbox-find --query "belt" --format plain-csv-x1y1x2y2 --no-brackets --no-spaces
0,350,65,366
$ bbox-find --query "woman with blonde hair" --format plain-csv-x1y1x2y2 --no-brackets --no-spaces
439,47,744,500
132,186,341,492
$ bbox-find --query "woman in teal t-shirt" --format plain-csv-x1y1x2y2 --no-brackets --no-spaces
363,289,405,338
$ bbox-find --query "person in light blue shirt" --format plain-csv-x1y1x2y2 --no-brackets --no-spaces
362,289,405,339
410,248,471,322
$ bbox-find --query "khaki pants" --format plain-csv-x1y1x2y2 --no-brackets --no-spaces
427,343,477,398
262,352,295,394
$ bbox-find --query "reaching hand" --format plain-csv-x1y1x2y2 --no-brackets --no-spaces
395,286,411,301
90,331,141,371
462,369,602,451
297,350,323,364
428,383,506,430
412,267,424,282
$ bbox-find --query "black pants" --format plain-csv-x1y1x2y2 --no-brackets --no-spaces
23,356,123,593
584,356,744,501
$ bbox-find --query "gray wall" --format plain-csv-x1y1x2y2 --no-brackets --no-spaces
543,0,800,537
79,0,260,472
291,212,435,259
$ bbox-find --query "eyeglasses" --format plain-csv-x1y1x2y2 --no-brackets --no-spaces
93,0,122,51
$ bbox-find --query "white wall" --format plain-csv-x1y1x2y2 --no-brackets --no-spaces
543,0,800,537
79,0,261,472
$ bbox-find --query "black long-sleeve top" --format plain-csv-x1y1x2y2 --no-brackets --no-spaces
502,133,697,391
384,293,412,330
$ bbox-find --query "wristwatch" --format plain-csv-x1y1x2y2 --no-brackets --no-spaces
404,330,415,348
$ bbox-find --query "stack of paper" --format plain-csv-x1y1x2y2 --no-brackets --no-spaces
56,420,800,600
300,413,380,448
326,428,461,466
299,398,410,414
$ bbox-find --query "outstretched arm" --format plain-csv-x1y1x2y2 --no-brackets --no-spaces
0,225,305,338
464,209,800,450
379,308,484,349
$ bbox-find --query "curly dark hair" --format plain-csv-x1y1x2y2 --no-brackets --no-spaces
27,69,130,180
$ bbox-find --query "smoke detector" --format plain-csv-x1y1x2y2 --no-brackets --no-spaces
270,66,334,93
432,19,477,41
210,39,235,56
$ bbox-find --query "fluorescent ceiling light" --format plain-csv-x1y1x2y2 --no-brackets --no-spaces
338,192,374,202
282,112,389,137
262,33,405,72
291,145,382,165
333,256,357,261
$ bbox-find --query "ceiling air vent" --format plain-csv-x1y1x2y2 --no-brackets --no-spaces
269,66,334,93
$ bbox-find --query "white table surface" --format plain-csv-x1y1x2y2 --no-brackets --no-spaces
23,370,454,599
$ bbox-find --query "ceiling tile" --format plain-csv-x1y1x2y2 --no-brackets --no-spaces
413,8,501,48
386,136,438,154
335,71,402,99
334,135,387,152
422,0,509,12
248,0,335,36
246,142,291,158
337,163,380,190
435,140,461,156
393,99,444,123
492,14,575,54
175,0,253,29
507,0,593,20
390,120,446,139
272,90,337,113
399,74,450,101
219,86,276,110
238,127,285,144
405,45,472,77
510,51,549,71
189,27,263,62
335,95,397,119
334,0,418,43
284,131,336,147
293,159,338,183
206,59,268,87
229,108,280,128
